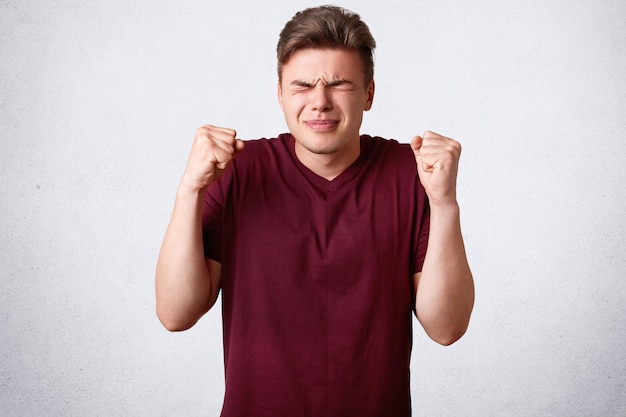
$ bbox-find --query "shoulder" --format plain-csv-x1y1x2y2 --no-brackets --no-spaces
221,134,296,184
362,134,411,151
234,134,292,163
240,133,291,149
361,135,416,167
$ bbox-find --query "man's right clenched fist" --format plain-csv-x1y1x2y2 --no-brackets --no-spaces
181,124,245,191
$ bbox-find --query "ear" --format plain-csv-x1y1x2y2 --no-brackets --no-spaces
277,81,284,111
364,79,375,111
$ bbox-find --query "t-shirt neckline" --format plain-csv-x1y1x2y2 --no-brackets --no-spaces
282,133,372,192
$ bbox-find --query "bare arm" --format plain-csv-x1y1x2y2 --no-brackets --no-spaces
155,125,244,331
411,131,475,345
155,185,221,331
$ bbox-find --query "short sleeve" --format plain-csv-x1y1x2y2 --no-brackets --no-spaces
202,178,227,263
413,198,430,273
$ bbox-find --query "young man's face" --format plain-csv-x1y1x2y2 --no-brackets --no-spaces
278,48,374,160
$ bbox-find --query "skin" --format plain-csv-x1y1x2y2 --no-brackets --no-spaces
411,131,474,344
277,48,374,180
155,47,474,345
155,125,242,330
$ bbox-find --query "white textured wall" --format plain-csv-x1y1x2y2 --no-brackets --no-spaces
1,0,625,415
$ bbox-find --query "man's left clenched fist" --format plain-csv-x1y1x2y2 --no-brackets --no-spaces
411,131,462,206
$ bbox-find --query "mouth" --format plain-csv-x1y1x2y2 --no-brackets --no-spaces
304,120,338,131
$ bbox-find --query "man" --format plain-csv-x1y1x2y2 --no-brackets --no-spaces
156,5,474,416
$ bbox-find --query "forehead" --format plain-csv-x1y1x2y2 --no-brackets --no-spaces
281,48,365,82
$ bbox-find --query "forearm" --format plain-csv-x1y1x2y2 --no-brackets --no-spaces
415,202,474,345
155,183,218,331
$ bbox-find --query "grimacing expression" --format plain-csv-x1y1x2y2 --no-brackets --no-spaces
278,48,374,159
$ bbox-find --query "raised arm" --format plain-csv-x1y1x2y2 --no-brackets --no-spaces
411,131,475,345
155,125,244,331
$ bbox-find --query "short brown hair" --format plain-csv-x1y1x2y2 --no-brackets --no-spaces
276,5,376,86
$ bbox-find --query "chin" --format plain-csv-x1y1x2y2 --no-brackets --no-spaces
300,137,345,155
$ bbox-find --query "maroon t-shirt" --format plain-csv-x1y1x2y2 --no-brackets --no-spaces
203,134,430,416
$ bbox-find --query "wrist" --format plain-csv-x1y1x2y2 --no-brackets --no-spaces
428,199,460,218
178,171,212,195
176,176,208,201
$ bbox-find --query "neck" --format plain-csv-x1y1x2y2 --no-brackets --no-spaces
294,137,361,181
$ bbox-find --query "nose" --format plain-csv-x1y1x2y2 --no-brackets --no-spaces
311,84,332,112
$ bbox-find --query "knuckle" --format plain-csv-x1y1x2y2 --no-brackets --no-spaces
194,128,206,139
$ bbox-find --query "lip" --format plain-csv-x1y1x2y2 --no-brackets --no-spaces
304,120,338,131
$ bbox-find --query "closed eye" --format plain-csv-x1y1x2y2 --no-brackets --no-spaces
290,80,315,91
289,79,355,92
326,80,354,90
